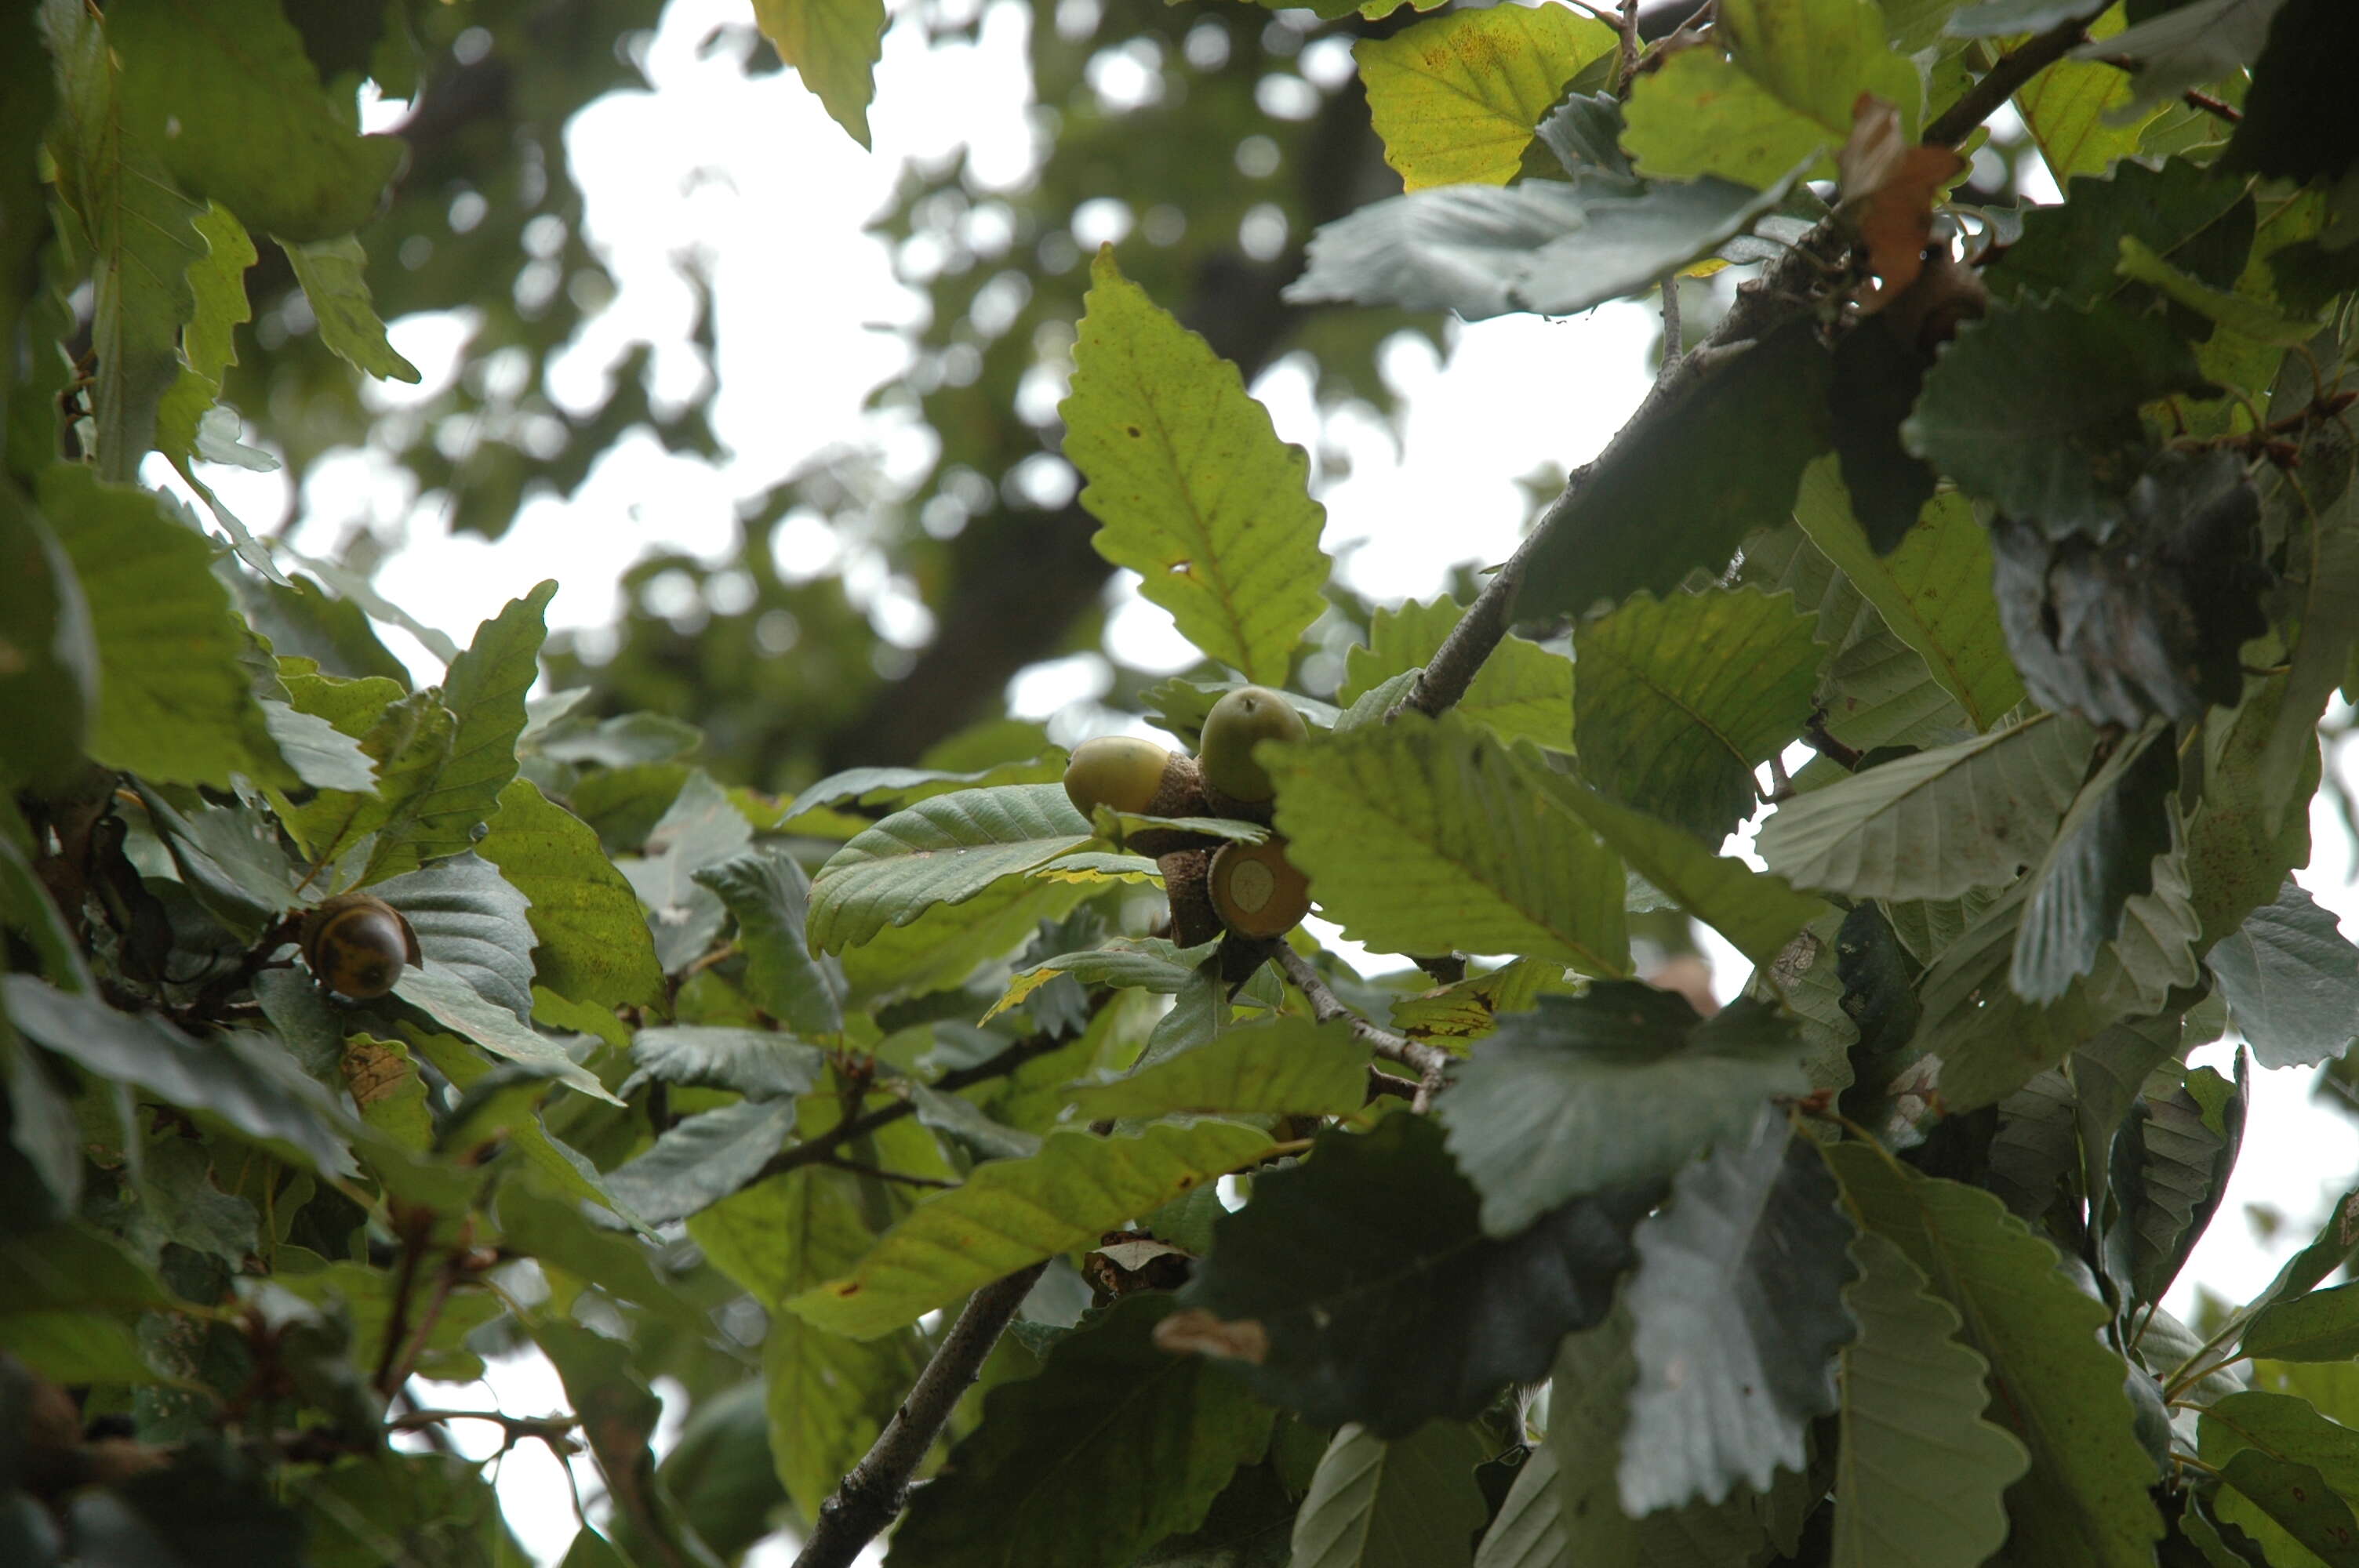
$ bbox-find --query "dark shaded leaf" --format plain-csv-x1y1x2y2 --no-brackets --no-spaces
1831,1229,2027,1568
1619,1111,1857,1512
601,1100,800,1227
1439,987,1812,1237
697,844,848,1036
1825,1145,2163,1568
888,1294,1274,1568
2206,880,2359,1068
2012,724,2178,1003
1518,317,1834,619
1285,1421,1489,1568
1173,1112,1647,1436
2222,0,2359,187
618,1026,827,1102
1984,158,2251,310
1903,299,2214,540
373,852,538,1022
2,977,351,1176
1570,586,1823,843
1828,319,1938,553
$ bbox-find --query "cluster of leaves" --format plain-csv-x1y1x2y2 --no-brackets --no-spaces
9,2,2359,1568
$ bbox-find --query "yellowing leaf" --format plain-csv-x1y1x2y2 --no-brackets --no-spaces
754,0,889,148
1060,249,1331,686
1358,4,1617,190
790,1120,1273,1338
2014,6,2164,184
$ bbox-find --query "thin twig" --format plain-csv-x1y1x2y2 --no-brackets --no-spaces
1383,18,2085,730
745,1029,1071,1190
1274,946,1453,1104
791,1263,1050,1568
1616,0,1641,89
1921,15,2092,147
1658,274,1683,371
2183,87,2241,125
389,1407,581,1451
812,1154,961,1190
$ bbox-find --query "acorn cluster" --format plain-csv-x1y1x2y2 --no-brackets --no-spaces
1063,687,1314,962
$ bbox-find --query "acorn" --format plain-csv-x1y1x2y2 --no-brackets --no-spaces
1209,837,1311,941
1066,737,1216,857
300,893,420,1000
1197,687,1307,818
1158,848,1223,949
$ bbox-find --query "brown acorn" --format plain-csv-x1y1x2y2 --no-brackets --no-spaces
301,893,420,1000
1209,837,1312,942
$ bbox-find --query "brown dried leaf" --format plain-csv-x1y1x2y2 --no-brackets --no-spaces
1153,1306,1270,1364
1838,93,1967,313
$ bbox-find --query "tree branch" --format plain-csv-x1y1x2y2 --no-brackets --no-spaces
1386,19,2083,728
1274,945,1452,1108
791,1262,1050,1568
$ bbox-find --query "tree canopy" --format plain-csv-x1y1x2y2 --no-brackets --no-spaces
6,0,2359,1566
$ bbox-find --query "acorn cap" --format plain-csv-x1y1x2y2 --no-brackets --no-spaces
1158,848,1223,949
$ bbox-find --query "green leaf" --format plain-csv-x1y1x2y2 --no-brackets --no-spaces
1986,157,2251,311
1387,958,1559,1045
274,684,455,874
1060,249,1329,684
1171,1113,1646,1436
282,237,422,383
1263,713,1628,973
39,2,206,478
1619,1112,1856,1512
1623,0,1921,187
391,967,617,1105
1440,988,1812,1236
2117,235,2320,346
2243,1280,2359,1366
1831,1229,2028,1568
1066,1016,1371,1120
889,1294,1275,1568
2206,879,2359,1069
1473,1443,1567,1568
1288,1421,1490,1568
2200,1391,2359,1566
808,784,1095,953
387,581,554,874
1791,465,2023,729
691,1164,924,1520
110,0,402,243
1518,317,1834,618
1339,597,1573,752
478,779,664,1011
620,770,754,973
0,481,96,789
530,1318,710,1565
1756,710,2095,901
2012,7,2170,183
697,845,847,1036
753,0,888,147
1572,585,1823,843
1825,1145,2165,1568
841,873,1092,1005
1533,774,1827,964
376,851,539,1022
1903,299,2213,539
791,1119,1270,1338
1285,166,1807,323
181,201,253,390
620,1026,827,1102
985,935,1219,1023
40,466,282,787
778,755,1067,824
3,976,351,1176
295,1454,507,1568
602,1099,801,1226
1357,5,1617,191
2187,672,2317,951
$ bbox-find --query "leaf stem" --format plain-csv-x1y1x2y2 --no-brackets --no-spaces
790,1262,1049,1568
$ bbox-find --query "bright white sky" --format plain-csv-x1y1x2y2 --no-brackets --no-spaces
171,1,2359,1559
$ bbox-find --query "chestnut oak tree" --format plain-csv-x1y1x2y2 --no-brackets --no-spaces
6,1,2359,1566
